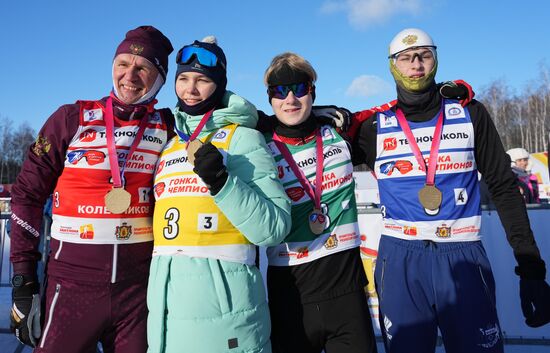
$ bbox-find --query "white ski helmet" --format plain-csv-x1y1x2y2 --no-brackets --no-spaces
388,28,438,92
389,28,436,58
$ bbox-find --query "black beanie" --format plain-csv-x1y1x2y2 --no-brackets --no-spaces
266,63,316,103
175,37,227,115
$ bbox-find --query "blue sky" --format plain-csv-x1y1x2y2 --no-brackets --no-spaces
1,0,549,132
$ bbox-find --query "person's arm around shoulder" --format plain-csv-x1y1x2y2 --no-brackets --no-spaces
351,112,379,169
214,126,291,246
471,99,550,328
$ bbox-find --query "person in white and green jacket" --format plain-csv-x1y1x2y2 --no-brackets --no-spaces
260,52,377,353
147,37,291,353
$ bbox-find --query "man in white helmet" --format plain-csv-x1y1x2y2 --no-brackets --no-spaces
349,28,550,353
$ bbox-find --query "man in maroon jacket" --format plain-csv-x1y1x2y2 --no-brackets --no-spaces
9,26,174,353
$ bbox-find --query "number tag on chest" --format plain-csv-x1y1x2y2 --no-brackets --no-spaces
198,213,219,231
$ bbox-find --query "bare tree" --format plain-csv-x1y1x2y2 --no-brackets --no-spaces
479,63,550,153
0,116,36,183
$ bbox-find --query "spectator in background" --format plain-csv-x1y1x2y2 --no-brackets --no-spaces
507,148,540,204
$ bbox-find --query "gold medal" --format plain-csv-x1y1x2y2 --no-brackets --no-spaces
187,139,203,165
309,208,327,235
418,184,442,211
105,187,131,214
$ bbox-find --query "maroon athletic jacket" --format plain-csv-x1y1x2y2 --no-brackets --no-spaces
10,96,175,283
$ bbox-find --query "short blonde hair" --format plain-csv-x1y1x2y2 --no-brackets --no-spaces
264,52,317,86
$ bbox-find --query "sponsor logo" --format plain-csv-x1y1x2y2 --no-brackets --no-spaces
67,150,105,165
297,247,309,259
213,129,228,141
32,135,52,157
322,127,334,139
383,137,397,151
286,186,305,202
83,108,103,122
403,226,417,236
398,131,469,146
383,315,393,341
445,103,466,119
435,224,451,238
79,130,97,142
452,225,480,235
115,222,133,240
82,150,105,165
149,112,162,123
380,114,398,128
449,107,461,115
379,160,413,176
79,224,94,239
384,224,402,232
67,150,86,164
277,165,284,179
324,233,338,250
477,323,501,348
156,160,165,174
154,182,166,197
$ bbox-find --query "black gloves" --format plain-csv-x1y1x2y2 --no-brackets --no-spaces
515,263,550,327
10,275,41,347
193,142,228,196
312,105,353,132
519,279,550,327
439,80,474,106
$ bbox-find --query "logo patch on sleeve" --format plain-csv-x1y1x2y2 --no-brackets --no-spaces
228,338,238,349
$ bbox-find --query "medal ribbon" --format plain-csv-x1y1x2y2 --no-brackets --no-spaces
273,129,324,209
174,109,215,145
105,97,150,188
394,107,444,186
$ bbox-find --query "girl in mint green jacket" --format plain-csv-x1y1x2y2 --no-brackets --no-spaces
147,37,291,353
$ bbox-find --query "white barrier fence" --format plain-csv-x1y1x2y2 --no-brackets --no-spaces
1,207,549,343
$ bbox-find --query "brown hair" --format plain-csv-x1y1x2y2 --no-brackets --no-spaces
263,52,317,86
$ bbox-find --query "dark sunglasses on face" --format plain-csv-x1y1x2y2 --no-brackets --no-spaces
176,46,225,70
267,82,312,100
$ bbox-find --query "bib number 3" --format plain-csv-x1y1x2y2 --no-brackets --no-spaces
163,208,179,239
198,214,218,231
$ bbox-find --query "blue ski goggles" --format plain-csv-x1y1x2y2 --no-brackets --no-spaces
267,82,312,100
176,46,225,70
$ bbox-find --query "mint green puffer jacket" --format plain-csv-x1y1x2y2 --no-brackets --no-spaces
147,92,291,353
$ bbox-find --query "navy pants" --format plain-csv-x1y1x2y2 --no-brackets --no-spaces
374,236,504,353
